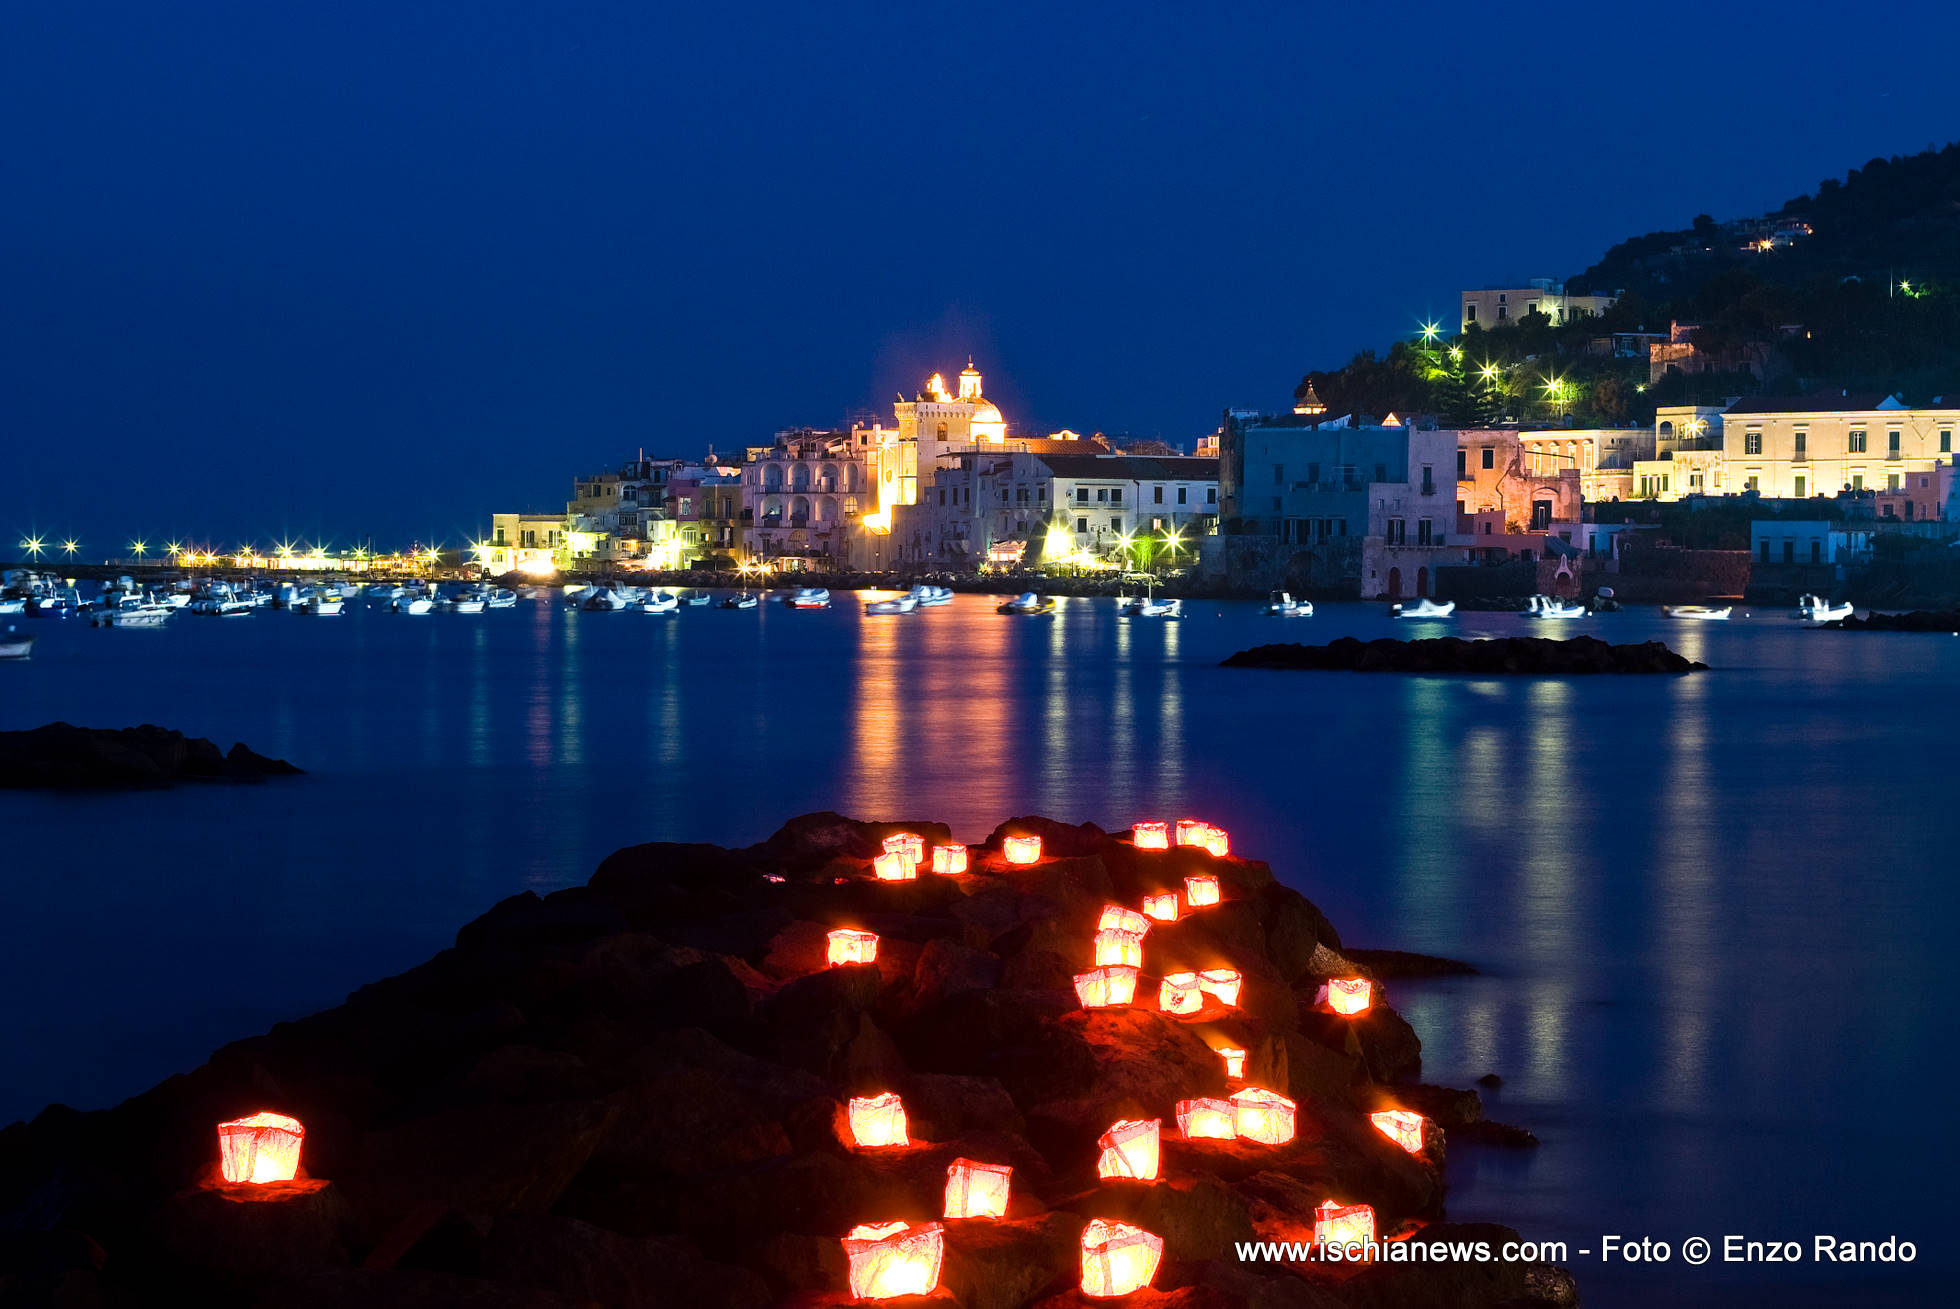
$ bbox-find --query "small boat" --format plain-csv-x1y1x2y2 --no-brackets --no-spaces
443,590,487,614
1524,594,1586,619
27,585,83,618
1663,604,1732,621
1795,593,1854,622
785,587,831,609
400,595,435,615
190,584,253,616
0,598,26,615
636,592,679,614
484,589,518,609
1391,598,1456,618
0,627,32,660
159,592,191,609
908,584,954,607
562,585,596,607
997,591,1054,615
678,589,712,607
366,584,403,606
582,587,630,612
275,583,304,609
90,596,171,628
864,593,918,615
721,592,758,610
297,593,345,615
1121,596,1182,619
1264,590,1313,617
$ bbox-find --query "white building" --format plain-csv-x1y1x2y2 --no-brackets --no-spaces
1461,279,1618,329
1720,393,1959,500
739,429,870,568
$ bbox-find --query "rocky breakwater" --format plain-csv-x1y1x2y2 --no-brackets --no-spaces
1223,635,1704,675
0,722,302,788
0,813,1569,1308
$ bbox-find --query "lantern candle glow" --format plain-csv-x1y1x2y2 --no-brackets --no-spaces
1173,819,1209,847
1184,874,1221,907
1313,1200,1376,1250
826,928,879,967
1073,966,1140,1009
1002,835,1042,865
944,1158,1013,1219
216,1112,305,1184
1095,1118,1161,1180
1230,1087,1297,1145
1141,892,1179,922
872,850,916,881
847,1092,909,1148
1080,1219,1164,1298
1200,826,1230,857
882,832,924,864
1158,971,1205,1015
1175,1097,1236,1140
1327,977,1373,1015
1197,968,1243,1006
930,844,968,875
843,1220,945,1299
1092,928,1144,969
1097,904,1152,937
1132,821,1169,850
1370,1109,1427,1155
1215,1045,1246,1079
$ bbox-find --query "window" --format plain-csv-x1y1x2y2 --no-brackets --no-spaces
1848,428,1867,454
1387,519,1405,545
1811,541,1822,563
1497,304,1508,320
1153,485,1164,504
1466,303,1478,322
1482,447,1495,469
494,528,506,546
1456,450,1467,478
1110,488,1123,504
1795,475,1807,497
1942,430,1953,453
1783,540,1795,563
1759,539,1771,562
1888,473,1901,491
1417,519,1433,546
1274,463,1285,483
1745,431,1762,455
1076,486,1089,503
1111,517,1122,531
1794,429,1808,457
1421,465,1435,494
1851,474,1864,491
1038,486,1046,500
938,489,946,506
1206,487,1216,504
1096,488,1106,502
1177,486,1187,504
1076,516,1088,533
936,423,947,440
1888,430,1902,458
1746,475,1759,491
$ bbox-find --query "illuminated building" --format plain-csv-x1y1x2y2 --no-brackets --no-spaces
1719,393,1958,504
740,429,870,569
1460,278,1617,329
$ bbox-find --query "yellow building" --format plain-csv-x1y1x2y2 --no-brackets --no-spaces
485,512,570,574
1721,394,1958,499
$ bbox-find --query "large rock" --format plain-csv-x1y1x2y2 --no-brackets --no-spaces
144,1179,360,1286
0,722,302,788
940,1213,1079,1309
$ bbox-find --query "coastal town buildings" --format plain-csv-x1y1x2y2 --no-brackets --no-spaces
739,429,869,569
1717,393,1959,501
1460,279,1618,329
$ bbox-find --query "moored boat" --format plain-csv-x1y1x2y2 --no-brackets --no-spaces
484,589,518,609
582,587,629,612
997,591,1054,615
785,587,831,609
90,596,171,628
863,593,918,615
1795,593,1854,622
720,592,758,610
908,584,954,607
1663,604,1733,620
297,593,344,615
1265,590,1313,617
1524,594,1586,619
1390,597,1456,618
636,592,679,614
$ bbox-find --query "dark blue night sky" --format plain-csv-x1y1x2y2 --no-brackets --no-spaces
4,1,1953,549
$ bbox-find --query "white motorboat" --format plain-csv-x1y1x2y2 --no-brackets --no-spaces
908,584,954,607
334,582,363,598
1524,594,1586,619
1264,590,1313,617
864,593,918,615
582,587,629,612
1795,593,1854,622
0,598,25,615
1391,598,1456,618
636,592,679,614
190,584,253,616
1663,604,1732,620
785,587,831,609
484,589,518,609
90,596,171,628
443,591,487,614
159,592,191,609
297,593,344,615
678,589,712,607
1121,596,1182,618
997,591,1054,615
0,627,32,660
721,592,759,610
249,586,276,608
275,583,305,609
562,583,595,607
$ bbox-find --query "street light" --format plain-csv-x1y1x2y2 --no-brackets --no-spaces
61,539,79,559
1418,320,1441,343
131,540,147,558
21,536,44,559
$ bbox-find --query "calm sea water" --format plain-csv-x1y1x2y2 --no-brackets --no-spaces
2,593,1953,1305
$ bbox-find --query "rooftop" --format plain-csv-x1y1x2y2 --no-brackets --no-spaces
1723,392,1899,415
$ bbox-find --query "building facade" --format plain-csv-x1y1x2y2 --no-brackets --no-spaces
739,429,870,568
1720,394,1959,501
1460,279,1618,329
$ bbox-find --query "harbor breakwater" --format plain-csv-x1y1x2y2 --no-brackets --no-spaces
0,813,1571,1308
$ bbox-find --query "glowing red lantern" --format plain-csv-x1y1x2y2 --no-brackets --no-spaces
1080,1219,1163,1298
216,1112,304,1184
1002,835,1041,864
1097,904,1152,936
843,1220,944,1298
847,1092,909,1148
1092,928,1143,968
1327,977,1372,1015
873,850,916,881
1073,965,1139,1009
1173,819,1209,846
1370,1109,1427,1155
943,1157,1013,1219
1132,821,1169,850
1158,971,1204,1015
827,928,879,966
1230,1087,1297,1145
1141,892,1179,922
1095,1118,1160,1180
1184,874,1220,907
1174,1097,1235,1140
1197,968,1242,1007
1200,826,1229,857
1313,1200,1375,1249
882,832,924,864
930,844,967,874
1215,1045,1246,1079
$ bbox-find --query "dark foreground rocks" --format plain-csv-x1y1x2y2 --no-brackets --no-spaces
0,723,303,788
1828,609,1960,632
1223,636,1704,675
0,812,1564,1308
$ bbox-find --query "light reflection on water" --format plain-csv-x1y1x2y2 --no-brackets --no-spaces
0,595,1953,1305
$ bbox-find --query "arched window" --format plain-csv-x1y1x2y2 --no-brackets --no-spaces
1658,421,1675,438
937,423,948,441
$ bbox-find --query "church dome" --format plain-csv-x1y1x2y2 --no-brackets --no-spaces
970,400,1003,424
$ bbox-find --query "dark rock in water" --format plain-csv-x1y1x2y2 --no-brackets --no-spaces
1829,609,1960,632
0,721,303,788
1476,1072,1504,1089
1221,636,1705,675
0,813,1560,1307
1343,948,1477,978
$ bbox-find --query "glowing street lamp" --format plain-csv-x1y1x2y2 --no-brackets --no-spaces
1418,320,1441,343
131,540,147,558
165,540,183,561
21,536,44,559
61,539,79,559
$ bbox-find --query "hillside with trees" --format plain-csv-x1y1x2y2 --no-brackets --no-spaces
1297,143,1960,427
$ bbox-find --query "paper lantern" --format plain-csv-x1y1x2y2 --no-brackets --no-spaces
1184,874,1221,907
930,844,968,874
944,1158,1013,1219
1095,1118,1160,1181
1201,826,1230,857
1097,904,1152,937
827,928,879,966
1073,966,1139,1009
1157,971,1204,1015
1174,1097,1235,1140
847,1092,909,1148
1215,1045,1246,1079
216,1112,304,1184
1080,1219,1163,1298
1002,835,1041,864
1132,821,1169,850
843,1220,944,1298
1370,1109,1427,1155
1230,1087,1297,1145
1197,968,1243,1007
1092,928,1143,969
882,832,924,864
1313,1200,1376,1249
1141,892,1179,922
763,873,787,884
873,850,916,881
1173,819,1209,846
1327,977,1373,1015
